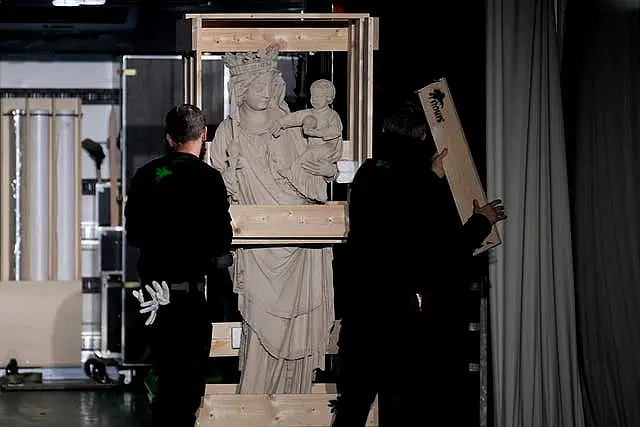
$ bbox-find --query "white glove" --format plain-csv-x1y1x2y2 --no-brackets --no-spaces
132,281,171,326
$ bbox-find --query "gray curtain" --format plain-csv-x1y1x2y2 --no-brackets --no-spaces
485,0,585,425
563,1,640,426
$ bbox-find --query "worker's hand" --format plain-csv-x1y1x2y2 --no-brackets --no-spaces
431,148,448,178
132,281,170,326
473,199,506,225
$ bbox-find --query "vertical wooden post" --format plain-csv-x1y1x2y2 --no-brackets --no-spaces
362,17,375,161
347,20,361,163
192,17,203,108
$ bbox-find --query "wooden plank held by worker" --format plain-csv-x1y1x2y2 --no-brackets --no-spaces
418,78,502,255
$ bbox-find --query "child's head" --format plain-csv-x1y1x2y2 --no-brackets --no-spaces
309,79,335,109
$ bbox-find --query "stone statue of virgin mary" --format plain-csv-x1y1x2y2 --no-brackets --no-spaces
208,44,339,394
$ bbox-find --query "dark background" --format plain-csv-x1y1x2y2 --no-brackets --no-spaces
0,0,486,161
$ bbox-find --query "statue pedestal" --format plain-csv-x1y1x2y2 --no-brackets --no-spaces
198,383,379,427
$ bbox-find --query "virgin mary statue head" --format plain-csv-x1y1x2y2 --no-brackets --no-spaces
224,44,290,122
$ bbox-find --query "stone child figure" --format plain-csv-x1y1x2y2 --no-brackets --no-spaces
271,79,343,202
208,44,335,395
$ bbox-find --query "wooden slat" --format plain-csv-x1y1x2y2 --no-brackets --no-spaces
192,18,203,107
229,202,347,241
418,79,502,254
199,386,378,427
363,18,375,160
186,14,378,53
210,322,242,357
232,238,345,245
210,321,340,357
197,26,350,52
205,383,339,394
186,13,373,20
346,21,358,163
342,138,353,160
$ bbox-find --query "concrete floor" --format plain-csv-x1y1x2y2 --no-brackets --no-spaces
0,390,151,427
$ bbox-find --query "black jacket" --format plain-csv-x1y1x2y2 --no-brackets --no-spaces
124,151,232,282
345,133,491,319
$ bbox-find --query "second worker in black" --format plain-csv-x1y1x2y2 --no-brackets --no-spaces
124,104,233,427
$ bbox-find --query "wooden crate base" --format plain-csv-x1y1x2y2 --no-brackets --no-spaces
199,384,378,427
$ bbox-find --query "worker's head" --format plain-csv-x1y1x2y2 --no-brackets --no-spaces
375,94,436,160
382,98,428,141
164,104,207,151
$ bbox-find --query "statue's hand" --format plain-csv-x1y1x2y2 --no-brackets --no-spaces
270,120,283,137
301,159,336,178
303,126,321,137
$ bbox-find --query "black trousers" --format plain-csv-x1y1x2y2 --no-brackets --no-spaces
147,287,212,427
332,312,474,427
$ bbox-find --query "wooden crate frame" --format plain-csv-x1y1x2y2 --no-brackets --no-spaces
179,13,378,166
178,14,380,426
178,13,378,245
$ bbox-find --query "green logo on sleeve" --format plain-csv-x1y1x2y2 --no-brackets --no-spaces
155,167,173,182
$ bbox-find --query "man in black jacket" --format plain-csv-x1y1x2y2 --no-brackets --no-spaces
125,104,233,427
332,97,505,426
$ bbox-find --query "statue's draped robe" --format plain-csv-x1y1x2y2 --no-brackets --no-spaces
210,118,335,394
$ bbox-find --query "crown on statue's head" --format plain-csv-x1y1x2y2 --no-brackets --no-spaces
224,44,280,77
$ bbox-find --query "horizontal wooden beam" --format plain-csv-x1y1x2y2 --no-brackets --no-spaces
210,321,340,357
200,383,378,426
205,383,339,394
198,27,350,52
186,13,373,21
230,202,347,244
182,14,379,53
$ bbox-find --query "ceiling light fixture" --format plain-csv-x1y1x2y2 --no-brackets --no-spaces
52,0,82,6
52,0,106,6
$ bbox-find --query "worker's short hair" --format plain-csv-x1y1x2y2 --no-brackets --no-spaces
381,98,427,141
165,104,206,144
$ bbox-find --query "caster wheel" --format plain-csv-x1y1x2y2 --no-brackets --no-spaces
84,357,110,384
